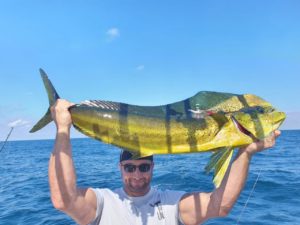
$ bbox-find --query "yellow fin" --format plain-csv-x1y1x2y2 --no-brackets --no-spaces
129,151,153,160
205,147,234,188
130,152,142,160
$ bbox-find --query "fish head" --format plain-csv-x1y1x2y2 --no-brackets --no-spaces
231,105,286,140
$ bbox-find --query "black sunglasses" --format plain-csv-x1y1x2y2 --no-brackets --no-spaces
122,163,152,173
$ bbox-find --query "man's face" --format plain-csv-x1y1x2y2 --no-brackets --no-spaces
119,159,154,197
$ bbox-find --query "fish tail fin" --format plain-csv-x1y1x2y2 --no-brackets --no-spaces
29,69,60,133
205,147,234,188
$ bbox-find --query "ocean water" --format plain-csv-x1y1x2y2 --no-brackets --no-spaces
0,130,299,225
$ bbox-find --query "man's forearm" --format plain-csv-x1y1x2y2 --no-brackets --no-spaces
179,132,279,225
49,130,77,210
212,148,252,216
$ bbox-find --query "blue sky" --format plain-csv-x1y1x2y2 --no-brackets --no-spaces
0,0,299,141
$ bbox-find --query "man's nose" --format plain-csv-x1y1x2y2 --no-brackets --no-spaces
133,168,143,177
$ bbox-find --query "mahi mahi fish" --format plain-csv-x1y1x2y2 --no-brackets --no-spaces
30,69,286,187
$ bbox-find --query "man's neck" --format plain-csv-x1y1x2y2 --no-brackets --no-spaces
123,186,151,197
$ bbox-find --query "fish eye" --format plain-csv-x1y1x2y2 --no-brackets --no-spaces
255,106,265,113
264,107,275,113
240,106,267,114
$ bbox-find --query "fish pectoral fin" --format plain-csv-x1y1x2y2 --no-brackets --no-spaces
205,147,234,188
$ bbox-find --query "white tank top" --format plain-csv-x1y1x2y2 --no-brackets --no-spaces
89,187,186,225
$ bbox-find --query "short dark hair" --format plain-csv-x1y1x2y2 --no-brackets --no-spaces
119,150,153,162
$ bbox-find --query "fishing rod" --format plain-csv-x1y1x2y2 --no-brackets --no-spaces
0,127,14,153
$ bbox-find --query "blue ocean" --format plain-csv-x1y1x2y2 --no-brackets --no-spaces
0,130,299,225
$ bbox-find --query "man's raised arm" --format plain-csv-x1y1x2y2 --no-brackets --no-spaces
179,130,281,225
48,99,97,225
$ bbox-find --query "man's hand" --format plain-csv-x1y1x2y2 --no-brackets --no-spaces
239,130,281,156
50,99,74,132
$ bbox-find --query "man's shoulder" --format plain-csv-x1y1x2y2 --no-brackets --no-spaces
91,187,123,198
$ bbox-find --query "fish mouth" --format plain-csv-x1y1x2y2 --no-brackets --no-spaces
232,117,257,140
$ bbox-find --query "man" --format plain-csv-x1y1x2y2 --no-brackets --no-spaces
49,99,280,225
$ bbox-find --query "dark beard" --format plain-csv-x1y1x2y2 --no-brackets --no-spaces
128,178,150,194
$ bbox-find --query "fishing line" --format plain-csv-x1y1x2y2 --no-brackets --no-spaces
235,110,275,225
0,127,14,153
235,167,262,225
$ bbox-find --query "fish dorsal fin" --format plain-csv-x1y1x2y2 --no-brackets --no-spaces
80,100,121,111
205,147,234,188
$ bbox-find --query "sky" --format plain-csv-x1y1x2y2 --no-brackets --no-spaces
0,0,299,141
